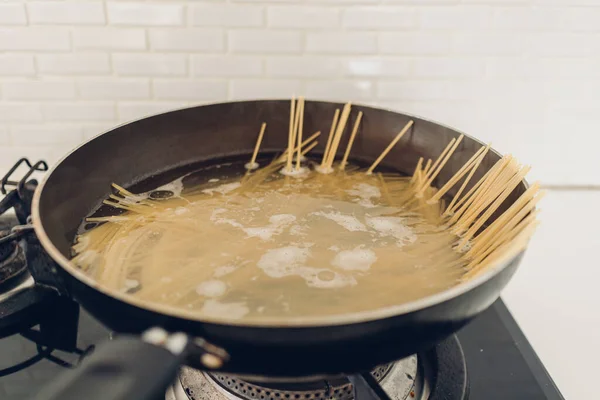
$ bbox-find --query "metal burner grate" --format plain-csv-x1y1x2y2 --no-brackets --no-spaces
176,356,420,400
0,239,27,289
207,364,393,400
0,232,15,262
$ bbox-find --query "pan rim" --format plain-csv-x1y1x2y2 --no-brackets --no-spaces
31,99,528,328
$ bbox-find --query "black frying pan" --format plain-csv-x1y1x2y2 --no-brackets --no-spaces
30,100,527,400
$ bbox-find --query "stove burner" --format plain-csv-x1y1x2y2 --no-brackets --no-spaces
0,158,48,225
176,357,421,400
0,230,15,261
212,364,393,400
0,157,56,339
0,236,27,289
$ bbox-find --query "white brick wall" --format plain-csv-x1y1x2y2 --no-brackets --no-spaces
0,28,70,51
43,102,116,122
0,4,27,25
306,32,378,54
78,79,151,100
341,7,415,29
153,80,227,100
3,81,77,100
412,57,485,78
268,6,339,28
418,6,491,29
0,0,598,190
0,104,43,122
0,55,35,76
380,32,452,55
117,101,188,123
11,125,83,146
306,80,374,100
112,54,188,76
229,30,303,53
192,55,263,77
344,57,410,77
231,79,302,99
0,127,9,143
37,54,111,75
192,4,264,28
73,28,147,50
266,56,339,77
27,2,106,25
149,29,225,52
107,3,184,26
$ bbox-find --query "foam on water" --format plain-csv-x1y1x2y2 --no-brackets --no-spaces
210,208,228,220
174,207,189,215
314,165,334,174
243,214,296,240
196,280,228,297
257,246,310,278
301,267,357,289
365,216,416,246
213,265,238,278
200,299,249,320
211,212,297,241
346,183,381,208
257,246,356,289
122,279,140,292
210,208,244,229
280,166,309,177
311,211,367,232
331,247,377,271
202,181,241,195
289,225,307,236
153,175,186,197
269,214,296,225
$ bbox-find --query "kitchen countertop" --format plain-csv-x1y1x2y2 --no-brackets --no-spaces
501,189,599,400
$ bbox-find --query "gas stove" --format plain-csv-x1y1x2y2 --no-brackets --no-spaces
0,159,564,400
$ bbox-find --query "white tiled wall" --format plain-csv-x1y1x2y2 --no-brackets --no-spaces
0,0,598,185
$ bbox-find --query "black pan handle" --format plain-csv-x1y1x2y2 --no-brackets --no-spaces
32,328,189,400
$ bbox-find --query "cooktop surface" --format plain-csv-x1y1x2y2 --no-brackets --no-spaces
0,295,563,400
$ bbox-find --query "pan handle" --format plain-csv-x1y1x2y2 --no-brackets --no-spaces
32,328,189,400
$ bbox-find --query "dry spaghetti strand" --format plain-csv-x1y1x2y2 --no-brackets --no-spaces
366,120,414,175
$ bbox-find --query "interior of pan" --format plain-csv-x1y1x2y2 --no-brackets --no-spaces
33,100,526,322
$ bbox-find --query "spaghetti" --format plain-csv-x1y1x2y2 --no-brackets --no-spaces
71,99,541,323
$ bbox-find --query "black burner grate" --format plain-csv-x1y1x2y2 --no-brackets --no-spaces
0,231,15,261
0,239,27,288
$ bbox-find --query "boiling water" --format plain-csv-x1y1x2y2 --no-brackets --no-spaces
72,159,466,323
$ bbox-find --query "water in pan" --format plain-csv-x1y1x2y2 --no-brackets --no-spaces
71,157,465,323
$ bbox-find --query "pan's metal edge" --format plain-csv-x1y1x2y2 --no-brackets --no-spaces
31,99,531,328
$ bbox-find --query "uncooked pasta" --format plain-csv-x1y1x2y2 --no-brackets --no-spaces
70,98,541,323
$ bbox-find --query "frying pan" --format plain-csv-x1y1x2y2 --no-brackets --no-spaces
29,100,527,400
